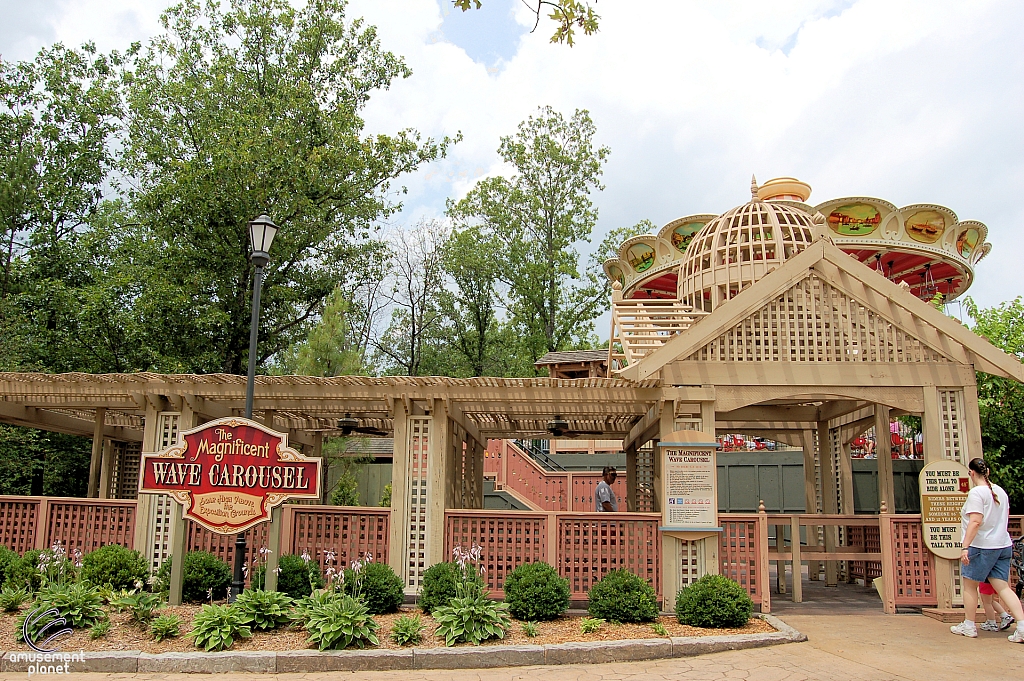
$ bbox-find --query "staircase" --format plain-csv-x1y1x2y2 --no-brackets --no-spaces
512,439,566,471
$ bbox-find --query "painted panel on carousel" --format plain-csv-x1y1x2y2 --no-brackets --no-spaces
826,203,882,236
604,261,625,286
626,242,656,273
904,210,947,244
670,222,706,253
956,227,979,258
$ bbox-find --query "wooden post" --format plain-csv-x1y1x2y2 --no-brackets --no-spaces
264,506,282,592
790,514,802,603
799,429,820,581
88,407,106,498
167,510,187,605
817,421,838,587
758,502,771,613
98,440,114,499
875,405,894,514
388,399,409,582
34,497,50,551
133,401,163,561
625,443,637,513
878,507,897,614
776,518,786,595
426,399,449,568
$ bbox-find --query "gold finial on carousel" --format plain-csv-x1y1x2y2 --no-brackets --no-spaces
750,174,759,201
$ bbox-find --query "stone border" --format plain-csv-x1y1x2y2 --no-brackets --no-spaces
0,615,805,674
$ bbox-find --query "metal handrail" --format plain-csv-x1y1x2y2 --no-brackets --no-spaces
511,439,567,472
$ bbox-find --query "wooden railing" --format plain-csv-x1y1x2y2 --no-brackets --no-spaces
0,495,137,555
444,509,661,601
608,298,708,370
484,440,627,512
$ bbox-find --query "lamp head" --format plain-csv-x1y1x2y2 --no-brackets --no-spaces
248,214,278,265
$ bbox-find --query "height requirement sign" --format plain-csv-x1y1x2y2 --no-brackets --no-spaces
139,417,322,534
918,459,970,560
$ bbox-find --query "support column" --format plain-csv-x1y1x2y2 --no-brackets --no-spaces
799,429,819,581
922,386,954,608
133,401,163,565
311,432,325,504
388,399,409,583
818,421,838,587
626,443,637,513
98,440,113,499
87,408,107,498
962,381,984,464
167,403,196,606
874,405,894,514
426,399,450,568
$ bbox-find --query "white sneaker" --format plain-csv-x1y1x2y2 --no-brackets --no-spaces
999,614,1015,631
950,621,978,638
980,620,1000,632
1009,627,1024,643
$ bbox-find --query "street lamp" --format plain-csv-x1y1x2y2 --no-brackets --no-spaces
231,213,278,601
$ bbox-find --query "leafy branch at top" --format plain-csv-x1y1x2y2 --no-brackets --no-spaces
453,1,600,46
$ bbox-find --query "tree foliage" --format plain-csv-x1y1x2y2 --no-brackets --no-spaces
964,296,1024,513
453,1,600,46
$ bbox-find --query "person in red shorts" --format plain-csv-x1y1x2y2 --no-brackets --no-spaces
979,580,1015,632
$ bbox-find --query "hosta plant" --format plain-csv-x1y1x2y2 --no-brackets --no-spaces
292,589,343,627
521,621,540,637
18,583,107,642
579,617,605,634
431,544,511,646
233,588,294,631
304,594,380,651
0,585,30,612
389,614,425,646
111,592,164,625
90,620,110,640
190,604,251,652
150,613,182,642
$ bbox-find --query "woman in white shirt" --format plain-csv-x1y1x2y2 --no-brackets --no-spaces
950,458,1024,643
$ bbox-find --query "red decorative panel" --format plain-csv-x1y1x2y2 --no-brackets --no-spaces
0,497,40,555
571,475,628,513
889,516,936,607
719,517,764,606
847,524,882,582
556,513,661,600
288,506,390,575
444,511,548,597
187,521,270,580
505,444,567,510
46,499,136,555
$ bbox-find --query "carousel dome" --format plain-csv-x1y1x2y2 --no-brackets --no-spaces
677,177,820,311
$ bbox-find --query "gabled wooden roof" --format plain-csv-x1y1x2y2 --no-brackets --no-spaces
619,239,1024,383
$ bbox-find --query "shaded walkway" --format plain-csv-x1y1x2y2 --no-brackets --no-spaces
769,565,887,615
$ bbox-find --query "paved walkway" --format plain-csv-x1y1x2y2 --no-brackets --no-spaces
4,613,1021,680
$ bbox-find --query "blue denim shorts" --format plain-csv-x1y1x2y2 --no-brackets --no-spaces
962,545,1012,583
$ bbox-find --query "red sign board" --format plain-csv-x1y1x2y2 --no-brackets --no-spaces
139,417,322,534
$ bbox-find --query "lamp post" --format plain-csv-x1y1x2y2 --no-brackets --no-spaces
230,214,278,602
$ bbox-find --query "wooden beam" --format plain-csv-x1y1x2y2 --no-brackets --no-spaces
0,403,142,441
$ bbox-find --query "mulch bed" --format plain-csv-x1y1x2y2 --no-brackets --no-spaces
0,606,774,655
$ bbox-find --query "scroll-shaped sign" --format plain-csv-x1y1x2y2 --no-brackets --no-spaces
919,459,971,560
139,417,322,534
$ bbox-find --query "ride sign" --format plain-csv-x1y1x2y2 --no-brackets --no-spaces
139,417,322,534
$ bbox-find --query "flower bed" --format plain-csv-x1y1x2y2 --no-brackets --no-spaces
0,605,774,654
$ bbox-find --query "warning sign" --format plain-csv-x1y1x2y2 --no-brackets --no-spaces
919,460,970,560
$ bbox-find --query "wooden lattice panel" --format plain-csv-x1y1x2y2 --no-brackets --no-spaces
444,512,547,597
46,500,136,555
145,413,180,572
687,274,948,363
109,440,142,500
634,443,655,513
187,521,270,578
0,497,40,554
847,525,883,582
555,514,661,600
677,537,703,588
287,507,389,574
939,389,965,463
404,417,430,589
889,518,935,606
719,518,764,606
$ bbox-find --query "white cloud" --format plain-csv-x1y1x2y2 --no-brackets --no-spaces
3,0,1022,319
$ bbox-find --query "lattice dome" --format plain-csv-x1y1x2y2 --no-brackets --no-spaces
677,182,820,311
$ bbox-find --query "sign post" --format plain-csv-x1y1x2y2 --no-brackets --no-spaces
918,459,971,560
139,417,322,602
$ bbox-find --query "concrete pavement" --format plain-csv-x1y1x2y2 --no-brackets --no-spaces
4,613,1021,680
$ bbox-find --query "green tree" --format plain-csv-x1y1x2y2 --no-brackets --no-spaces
275,285,371,377
453,1,600,46
122,0,453,375
964,296,1024,512
449,106,609,366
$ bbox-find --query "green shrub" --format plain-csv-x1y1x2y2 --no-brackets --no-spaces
580,617,604,634
379,483,391,507
586,569,658,623
190,603,251,652
419,561,482,614
150,613,181,642
110,592,163,625
0,547,20,587
521,621,539,637
651,621,669,636
304,594,380,651
156,552,232,603
502,562,569,621
8,550,43,592
433,592,511,646
233,588,294,631
80,545,149,591
18,583,107,642
90,620,110,640
251,554,324,598
0,585,30,612
389,614,424,646
675,574,753,628
345,562,403,614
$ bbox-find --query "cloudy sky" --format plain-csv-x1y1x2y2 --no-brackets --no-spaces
3,0,1023,324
